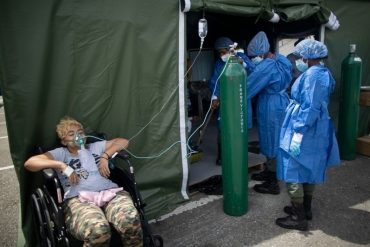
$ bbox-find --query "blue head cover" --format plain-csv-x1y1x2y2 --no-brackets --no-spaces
247,31,270,56
293,43,304,56
214,37,233,50
295,39,328,59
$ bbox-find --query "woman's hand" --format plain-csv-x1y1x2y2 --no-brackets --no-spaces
68,172,79,185
211,99,220,110
99,157,111,178
61,163,79,185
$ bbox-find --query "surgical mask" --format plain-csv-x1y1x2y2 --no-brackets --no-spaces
295,59,308,72
221,53,230,62
251,56,263,65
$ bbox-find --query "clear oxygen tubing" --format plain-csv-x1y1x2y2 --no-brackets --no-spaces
186,43,236,157
185,56,230,157
129,18,207,142
80,55,231,160
128,45,203,143
82,134,182,159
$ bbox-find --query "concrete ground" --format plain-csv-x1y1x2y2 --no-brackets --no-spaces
0,98,370,246
151,156,370,247
0,102,19,247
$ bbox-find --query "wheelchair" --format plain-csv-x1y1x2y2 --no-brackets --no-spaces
30,138,163,247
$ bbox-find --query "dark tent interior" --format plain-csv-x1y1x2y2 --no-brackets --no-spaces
186,11,322,51
185,11,324,185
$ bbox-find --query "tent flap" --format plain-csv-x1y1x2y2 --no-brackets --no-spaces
181,0,336,26
277,4,321,22
0,0,187,246
325,0,370,136
181,0,270,18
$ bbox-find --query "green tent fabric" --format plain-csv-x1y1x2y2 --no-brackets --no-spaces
1,0,370,246
325,0,370,136
0,0,188,246
181,0,334,24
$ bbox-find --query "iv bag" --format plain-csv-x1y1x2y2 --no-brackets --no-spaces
198,18,208,39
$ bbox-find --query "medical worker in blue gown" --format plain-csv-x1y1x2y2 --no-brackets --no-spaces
209,37,254,165
275,39,340,231
246,31,292,195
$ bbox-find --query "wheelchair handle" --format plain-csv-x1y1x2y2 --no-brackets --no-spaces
43,168,58,180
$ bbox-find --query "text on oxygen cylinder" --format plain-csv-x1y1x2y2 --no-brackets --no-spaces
240,84,245,133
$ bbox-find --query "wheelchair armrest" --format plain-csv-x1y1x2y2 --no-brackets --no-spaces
42,168,58,180
114,150,131,160
42,169,64,204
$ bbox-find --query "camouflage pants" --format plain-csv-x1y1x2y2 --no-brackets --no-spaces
63,190,143,247
286,183,316,203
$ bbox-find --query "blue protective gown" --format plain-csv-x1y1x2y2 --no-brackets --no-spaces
247,54,292,158
277,65,340,184
209,52,255,128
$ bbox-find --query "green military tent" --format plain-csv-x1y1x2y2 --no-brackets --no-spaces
324,0,370,135
0,0,369,246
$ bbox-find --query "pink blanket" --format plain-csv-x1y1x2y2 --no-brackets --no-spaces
78,187,123,207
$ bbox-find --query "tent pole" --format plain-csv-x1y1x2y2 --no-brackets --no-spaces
178,5,189,200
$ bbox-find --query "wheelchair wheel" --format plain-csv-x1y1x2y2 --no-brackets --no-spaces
152,235,163,247
42,186,71,247
36,188,57,247
42,186,64,229
31,194,50,247
143,232,163,247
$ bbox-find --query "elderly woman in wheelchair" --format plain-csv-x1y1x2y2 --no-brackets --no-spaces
25,116,143,247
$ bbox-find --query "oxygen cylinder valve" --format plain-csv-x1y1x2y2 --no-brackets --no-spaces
349,44,356,53
229,42,238,56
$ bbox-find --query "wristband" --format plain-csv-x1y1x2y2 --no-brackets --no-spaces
63,166,74,177
101,156,109,160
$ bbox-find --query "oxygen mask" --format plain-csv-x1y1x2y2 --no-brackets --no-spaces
74,132,86,149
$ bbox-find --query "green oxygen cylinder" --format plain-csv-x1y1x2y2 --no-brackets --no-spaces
338,44,362,160
220,54,248,216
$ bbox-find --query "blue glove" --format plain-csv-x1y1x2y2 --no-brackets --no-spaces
289,132,303,156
